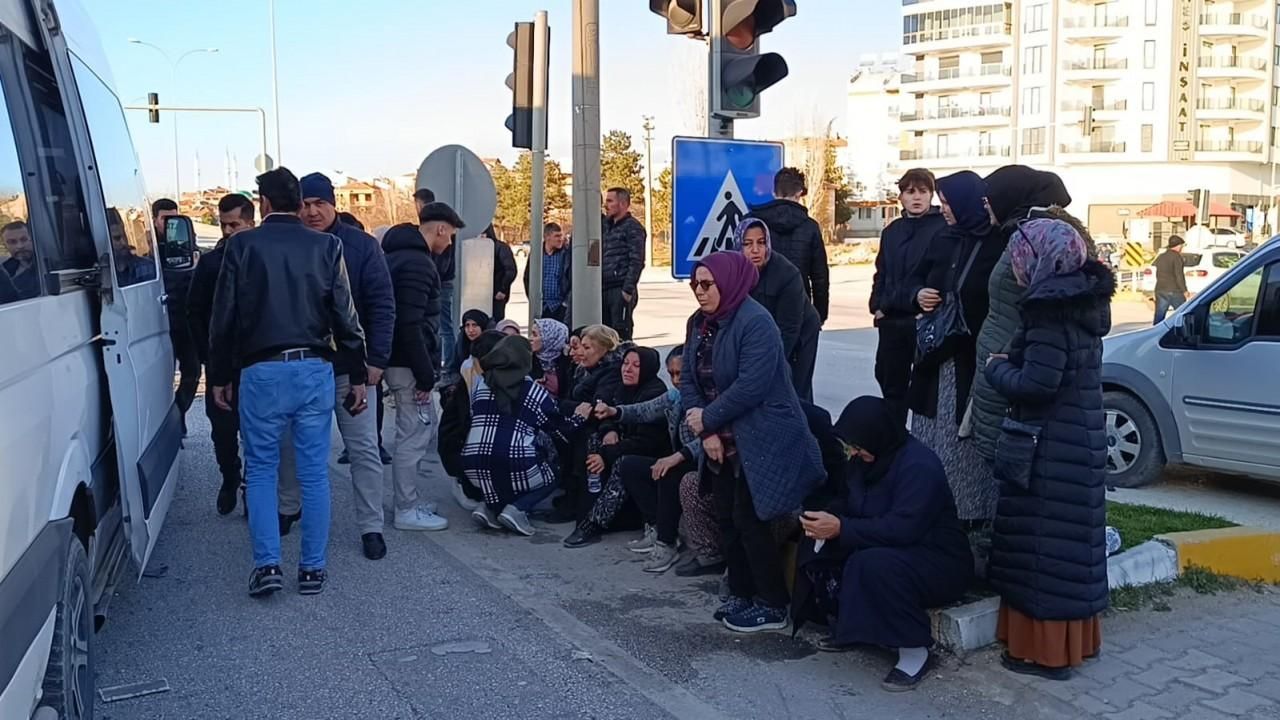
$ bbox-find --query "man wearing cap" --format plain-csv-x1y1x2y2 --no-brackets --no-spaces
276,172,398,561
415,187,457,373
1153,235,1189,324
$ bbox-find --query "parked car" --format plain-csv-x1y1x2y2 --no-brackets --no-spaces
1138,248,1244,295
1101,234,1280,488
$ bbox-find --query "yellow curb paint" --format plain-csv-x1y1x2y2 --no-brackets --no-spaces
1157,527,1280,583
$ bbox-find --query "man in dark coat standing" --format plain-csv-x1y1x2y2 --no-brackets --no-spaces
284,172,397,560
870,169,946,426
746,167,829,323
489,225,518,321
154,198,200,435
188,193,256,515
601,187,646,340
1152,235,1188,324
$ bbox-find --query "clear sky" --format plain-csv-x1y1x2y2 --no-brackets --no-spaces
84,0,899,197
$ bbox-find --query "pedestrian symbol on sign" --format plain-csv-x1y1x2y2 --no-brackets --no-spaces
687,170,747,263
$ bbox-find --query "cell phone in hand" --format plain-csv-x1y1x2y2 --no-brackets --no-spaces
343,391,359,414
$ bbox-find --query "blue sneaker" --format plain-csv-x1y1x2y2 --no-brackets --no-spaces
723,603,789,633
713,596,752,621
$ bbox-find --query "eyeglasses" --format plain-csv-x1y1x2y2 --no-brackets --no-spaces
689,279,716,292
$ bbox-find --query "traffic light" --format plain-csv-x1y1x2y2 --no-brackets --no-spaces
712,0,794,119
505,22,534,149
650,0,702,35
147,92,159,123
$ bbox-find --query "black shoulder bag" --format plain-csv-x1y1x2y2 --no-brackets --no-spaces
916,241,983,360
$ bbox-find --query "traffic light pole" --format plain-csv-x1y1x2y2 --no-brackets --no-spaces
125,104,271,178
571,0,602,326
528,10,549,328
706,0,734,139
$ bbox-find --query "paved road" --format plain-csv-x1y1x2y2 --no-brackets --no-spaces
92,265,1279,719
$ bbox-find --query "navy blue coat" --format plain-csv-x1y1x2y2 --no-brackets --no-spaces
680,297,825,521
984,260,1114,621
327,219,395,371
870,208,946,320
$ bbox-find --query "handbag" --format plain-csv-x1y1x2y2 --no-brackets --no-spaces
916,241,983,360
993,414,1041,490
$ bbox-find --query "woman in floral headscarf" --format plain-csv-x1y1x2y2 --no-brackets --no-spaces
983,218,1114,681
734,218,822,402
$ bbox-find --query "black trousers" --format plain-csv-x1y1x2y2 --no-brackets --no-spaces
711,463,789,608
204,384,241,488
621,456,686,545
540,305,568,325
172,327,200,420
493,297,509,322
790,330,819,403
602,287,636,341
875,320,916,428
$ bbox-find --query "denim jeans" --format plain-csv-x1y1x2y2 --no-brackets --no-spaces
440,282,456,370
239,358,335,570
1154,292,1186,325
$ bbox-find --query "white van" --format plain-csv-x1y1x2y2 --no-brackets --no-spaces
1102,234,1280,488
0,2,184,719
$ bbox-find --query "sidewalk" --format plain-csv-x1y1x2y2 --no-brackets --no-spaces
953,588,1280,720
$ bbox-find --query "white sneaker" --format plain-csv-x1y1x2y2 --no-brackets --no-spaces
394,505,448,531
626,524,657,553
498,505,535,537
471,504,502,530
452,482,481,511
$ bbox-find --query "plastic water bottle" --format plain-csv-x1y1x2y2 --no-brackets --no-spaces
587,472,602,494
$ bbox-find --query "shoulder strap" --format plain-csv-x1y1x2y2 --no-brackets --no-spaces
956,240,984,290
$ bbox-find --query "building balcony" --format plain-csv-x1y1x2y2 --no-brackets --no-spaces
1062,58,1127,82
1060,141,1128,155
1061,15,1129,40
899,145,1012,164
899,63,1012,91
1199,13,1269,40
1195,140,1264,156
1196,98,1268,122
902,23,1012,54
900,105,1012,130
1059,99,1128,113
1197,55,1269,81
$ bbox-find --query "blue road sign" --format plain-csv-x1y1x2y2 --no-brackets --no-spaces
671,136,785,279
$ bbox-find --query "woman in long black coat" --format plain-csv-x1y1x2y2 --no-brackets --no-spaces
984,218,1113,680
794,396,972,692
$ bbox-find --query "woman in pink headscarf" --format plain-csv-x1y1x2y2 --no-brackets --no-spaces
680,251,825,634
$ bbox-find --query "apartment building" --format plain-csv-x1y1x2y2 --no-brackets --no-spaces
844,55,903,199
893,0,1280,232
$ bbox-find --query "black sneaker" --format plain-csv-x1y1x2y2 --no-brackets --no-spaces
279,511,301,536
216,481,239,516
562,523,601,548
248,565,284,597
362,532,387,560
883,653,940,692
298,568,327,595
674,554,726,577
379,446,393,465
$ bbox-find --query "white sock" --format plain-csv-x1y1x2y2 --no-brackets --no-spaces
895,646,929,676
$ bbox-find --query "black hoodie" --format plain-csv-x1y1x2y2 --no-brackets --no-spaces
746,199,829,322
383,224,441,390
870,207,946,321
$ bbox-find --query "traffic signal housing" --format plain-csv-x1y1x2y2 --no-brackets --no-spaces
650,0,702,35
506,22,534,149
712,0,794,119
147,92,159,123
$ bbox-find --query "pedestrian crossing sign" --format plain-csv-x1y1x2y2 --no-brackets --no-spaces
671,136,784,279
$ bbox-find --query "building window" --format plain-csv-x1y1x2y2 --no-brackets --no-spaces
936,134,950,157
903,4,1011,45
1022,86,1041,115
1145,0,1157,26
1141,124,1153,152
1142,82,1155,111
1144,40,1156,69
1023,45,1044,74
1025,3,1046,33
980,51,1003,67
1021,127,1045,155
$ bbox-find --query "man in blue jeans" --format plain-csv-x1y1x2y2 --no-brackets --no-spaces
208,167,367,597
1152,235,1189,324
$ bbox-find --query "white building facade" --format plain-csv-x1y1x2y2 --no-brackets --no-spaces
844,55,904,199
892,0,1280,237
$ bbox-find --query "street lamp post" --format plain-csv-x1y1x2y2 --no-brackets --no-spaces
269,0,282,165
128,39,218,201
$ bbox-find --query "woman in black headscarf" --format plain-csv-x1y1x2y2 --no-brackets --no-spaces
449,308,493,375
563,346,672,547
794,396,972,692
907,170,1005,523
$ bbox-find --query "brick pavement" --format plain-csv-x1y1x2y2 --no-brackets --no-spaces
952,587,1280,719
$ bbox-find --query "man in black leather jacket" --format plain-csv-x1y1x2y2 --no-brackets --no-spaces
208,167,366,598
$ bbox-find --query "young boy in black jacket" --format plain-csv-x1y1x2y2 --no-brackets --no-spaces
870,169,947,427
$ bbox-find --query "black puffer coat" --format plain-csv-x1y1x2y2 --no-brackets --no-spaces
750,252,821,362
747,199,829,322
983,260,1114,621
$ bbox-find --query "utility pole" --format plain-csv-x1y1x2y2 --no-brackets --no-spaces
528,10,550,328
642,115,655,269
269,0,283,164
571,0,602,325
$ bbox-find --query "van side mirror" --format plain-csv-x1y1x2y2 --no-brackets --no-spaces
161,215,197,271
